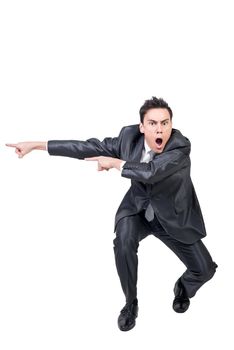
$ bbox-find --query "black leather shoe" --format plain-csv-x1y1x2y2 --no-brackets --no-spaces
118,299,138,331
173,279,190,313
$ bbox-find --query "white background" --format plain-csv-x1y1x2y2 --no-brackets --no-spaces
0,0,233,349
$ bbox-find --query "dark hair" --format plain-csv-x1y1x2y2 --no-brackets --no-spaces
139,96,173,123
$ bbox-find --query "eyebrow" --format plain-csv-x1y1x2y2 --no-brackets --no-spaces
148,118,170,123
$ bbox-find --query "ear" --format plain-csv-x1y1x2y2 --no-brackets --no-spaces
139,123,144,134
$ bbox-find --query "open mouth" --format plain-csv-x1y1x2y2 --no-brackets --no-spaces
155,138,163,146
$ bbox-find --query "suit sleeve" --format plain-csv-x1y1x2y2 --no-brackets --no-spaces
47,129,123,160
121,147,190,184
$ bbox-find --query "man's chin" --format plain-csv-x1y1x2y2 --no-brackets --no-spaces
154,144,164,154
155,149,163,154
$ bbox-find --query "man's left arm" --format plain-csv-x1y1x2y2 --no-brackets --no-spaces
85,148,189,178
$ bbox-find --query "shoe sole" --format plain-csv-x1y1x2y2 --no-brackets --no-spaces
119,321,137,331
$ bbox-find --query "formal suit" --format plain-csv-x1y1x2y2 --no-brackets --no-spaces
48,124,217,303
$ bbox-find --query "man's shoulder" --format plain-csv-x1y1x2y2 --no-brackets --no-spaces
165,128,191,152
118,124,142,141
120,124,140,133
171,128,190,143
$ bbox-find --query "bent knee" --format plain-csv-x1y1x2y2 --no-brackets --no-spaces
196,261,218,282
207,261,218,279
113,233,139,254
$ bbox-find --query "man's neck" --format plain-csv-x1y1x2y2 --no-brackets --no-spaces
144,140,152,152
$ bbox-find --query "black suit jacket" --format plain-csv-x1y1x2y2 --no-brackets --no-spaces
48,124,206,244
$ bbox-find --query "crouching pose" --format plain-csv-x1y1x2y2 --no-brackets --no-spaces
6,96,217,331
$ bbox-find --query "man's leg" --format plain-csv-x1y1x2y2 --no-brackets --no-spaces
152,229,217,309
113,214,149,304
173,240,218,298
113,214,150,331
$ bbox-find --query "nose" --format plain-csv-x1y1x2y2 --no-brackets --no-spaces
156,123,162,133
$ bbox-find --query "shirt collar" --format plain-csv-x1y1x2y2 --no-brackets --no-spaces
144,140,153,154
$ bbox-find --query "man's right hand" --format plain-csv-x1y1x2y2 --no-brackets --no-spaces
6,142,47,158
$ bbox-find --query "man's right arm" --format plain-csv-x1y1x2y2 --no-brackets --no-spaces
46,126,128,160
6,127,125,159
47,137,120,160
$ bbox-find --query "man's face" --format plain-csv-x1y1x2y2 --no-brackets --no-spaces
139,108,172,153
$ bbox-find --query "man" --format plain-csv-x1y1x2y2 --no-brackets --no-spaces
6,97,217,332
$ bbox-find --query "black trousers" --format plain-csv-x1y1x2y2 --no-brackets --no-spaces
113,212,218,304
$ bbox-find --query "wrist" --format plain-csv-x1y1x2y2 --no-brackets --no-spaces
33,142,47,151
113,159,123,171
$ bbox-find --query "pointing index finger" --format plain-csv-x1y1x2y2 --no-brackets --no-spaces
5,143,17,148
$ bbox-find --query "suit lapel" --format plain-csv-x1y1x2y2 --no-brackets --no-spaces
130,135,144,162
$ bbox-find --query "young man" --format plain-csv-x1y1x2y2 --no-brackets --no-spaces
6,97,217,332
